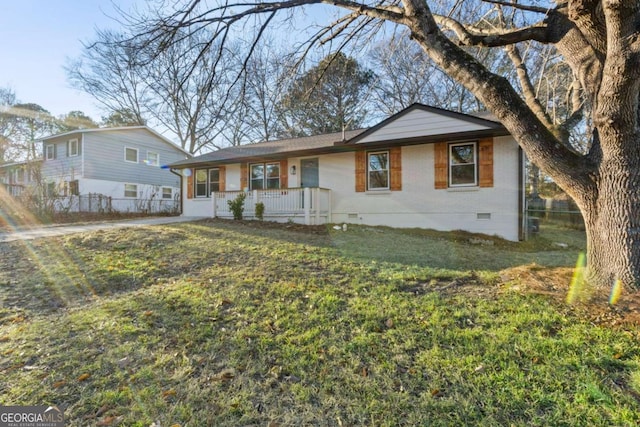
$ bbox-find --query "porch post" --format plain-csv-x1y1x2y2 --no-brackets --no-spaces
211,191,216,218
253,189,259,219
314,188,320,225
304,187,311,225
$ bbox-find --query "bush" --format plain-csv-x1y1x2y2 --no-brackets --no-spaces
227,193,246,220
255,202,265,221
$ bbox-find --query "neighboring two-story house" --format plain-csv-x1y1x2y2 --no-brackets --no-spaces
0,160,40,197
39,126,190,213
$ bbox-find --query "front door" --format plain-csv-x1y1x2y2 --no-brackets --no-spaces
300,158,319,188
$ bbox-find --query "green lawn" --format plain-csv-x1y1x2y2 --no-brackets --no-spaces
1,219,638,426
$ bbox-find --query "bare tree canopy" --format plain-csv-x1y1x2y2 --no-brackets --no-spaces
368,33,481,118
67,29,237,154
124,0,640,291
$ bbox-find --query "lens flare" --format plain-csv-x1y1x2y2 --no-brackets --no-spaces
1,185,97,306
566,252,587,304
610,278,623,305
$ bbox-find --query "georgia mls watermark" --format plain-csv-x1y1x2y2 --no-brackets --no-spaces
0,406,64,427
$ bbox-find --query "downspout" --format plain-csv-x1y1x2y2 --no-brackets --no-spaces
170,168,184,215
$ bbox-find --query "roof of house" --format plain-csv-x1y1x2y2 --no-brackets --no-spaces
0,159,42,170
169,103,510,169
169,129,366,168
39,126,191,157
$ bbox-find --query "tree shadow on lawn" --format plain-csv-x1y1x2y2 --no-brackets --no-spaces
0,220,339,320
326,224,584,272
0,225,272,318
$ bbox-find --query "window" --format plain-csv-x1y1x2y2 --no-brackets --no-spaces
368,151,389,190
125,147,138,163
195,168,220,197
67,180,79,196
46,182,56,197
250,162,280,190
162,187,172,199
46,144,55,160
146,151,159,166
68,139,79,157
124,184,138,198
449,142,477,186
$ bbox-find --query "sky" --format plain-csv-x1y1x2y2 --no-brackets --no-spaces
0,0,344,127
0,0,143,121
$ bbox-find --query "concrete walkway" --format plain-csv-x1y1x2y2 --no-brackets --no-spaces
0,216,208,242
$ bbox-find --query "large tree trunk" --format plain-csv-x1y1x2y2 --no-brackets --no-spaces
578,138,640,290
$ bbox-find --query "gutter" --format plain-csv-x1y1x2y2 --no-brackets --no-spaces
169,168,184,215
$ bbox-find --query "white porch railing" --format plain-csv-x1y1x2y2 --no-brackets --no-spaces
212,187,332,225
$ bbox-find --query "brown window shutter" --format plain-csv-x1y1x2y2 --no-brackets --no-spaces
355,150,366,192
186,168,194,199
219,166,226,192
390,146,402,191
434,142,448,189
240,163,248,190
478,138,494,188
280,159,288,188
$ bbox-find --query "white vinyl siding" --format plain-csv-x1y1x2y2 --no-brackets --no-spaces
356,108,493,143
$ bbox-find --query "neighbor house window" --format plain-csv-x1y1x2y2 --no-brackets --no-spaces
46,182,56,197
67,180,79,196
368,151,389,190
46,144,55,160
146,151,159,166
68,139,79,157
162,187,172,199
195,168,220,197
250,162,280,190
124,183,138,198
125,147,138,163
449,142,477,186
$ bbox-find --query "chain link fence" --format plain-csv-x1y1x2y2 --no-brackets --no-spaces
52,193,180,215
525,197,584,239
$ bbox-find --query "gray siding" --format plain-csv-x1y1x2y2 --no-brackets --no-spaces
82,128,187,187
41,136,83,178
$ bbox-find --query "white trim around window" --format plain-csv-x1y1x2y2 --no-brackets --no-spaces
195,168,220,197
449,142,478,187
162,187,172,199
68,138,79,157
249,162,280,190
45,144,55,160
367,150,390,191
146,151,159,166
124,183,138,198
124,147,139,163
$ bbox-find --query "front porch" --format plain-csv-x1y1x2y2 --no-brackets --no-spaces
212,187,332,225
